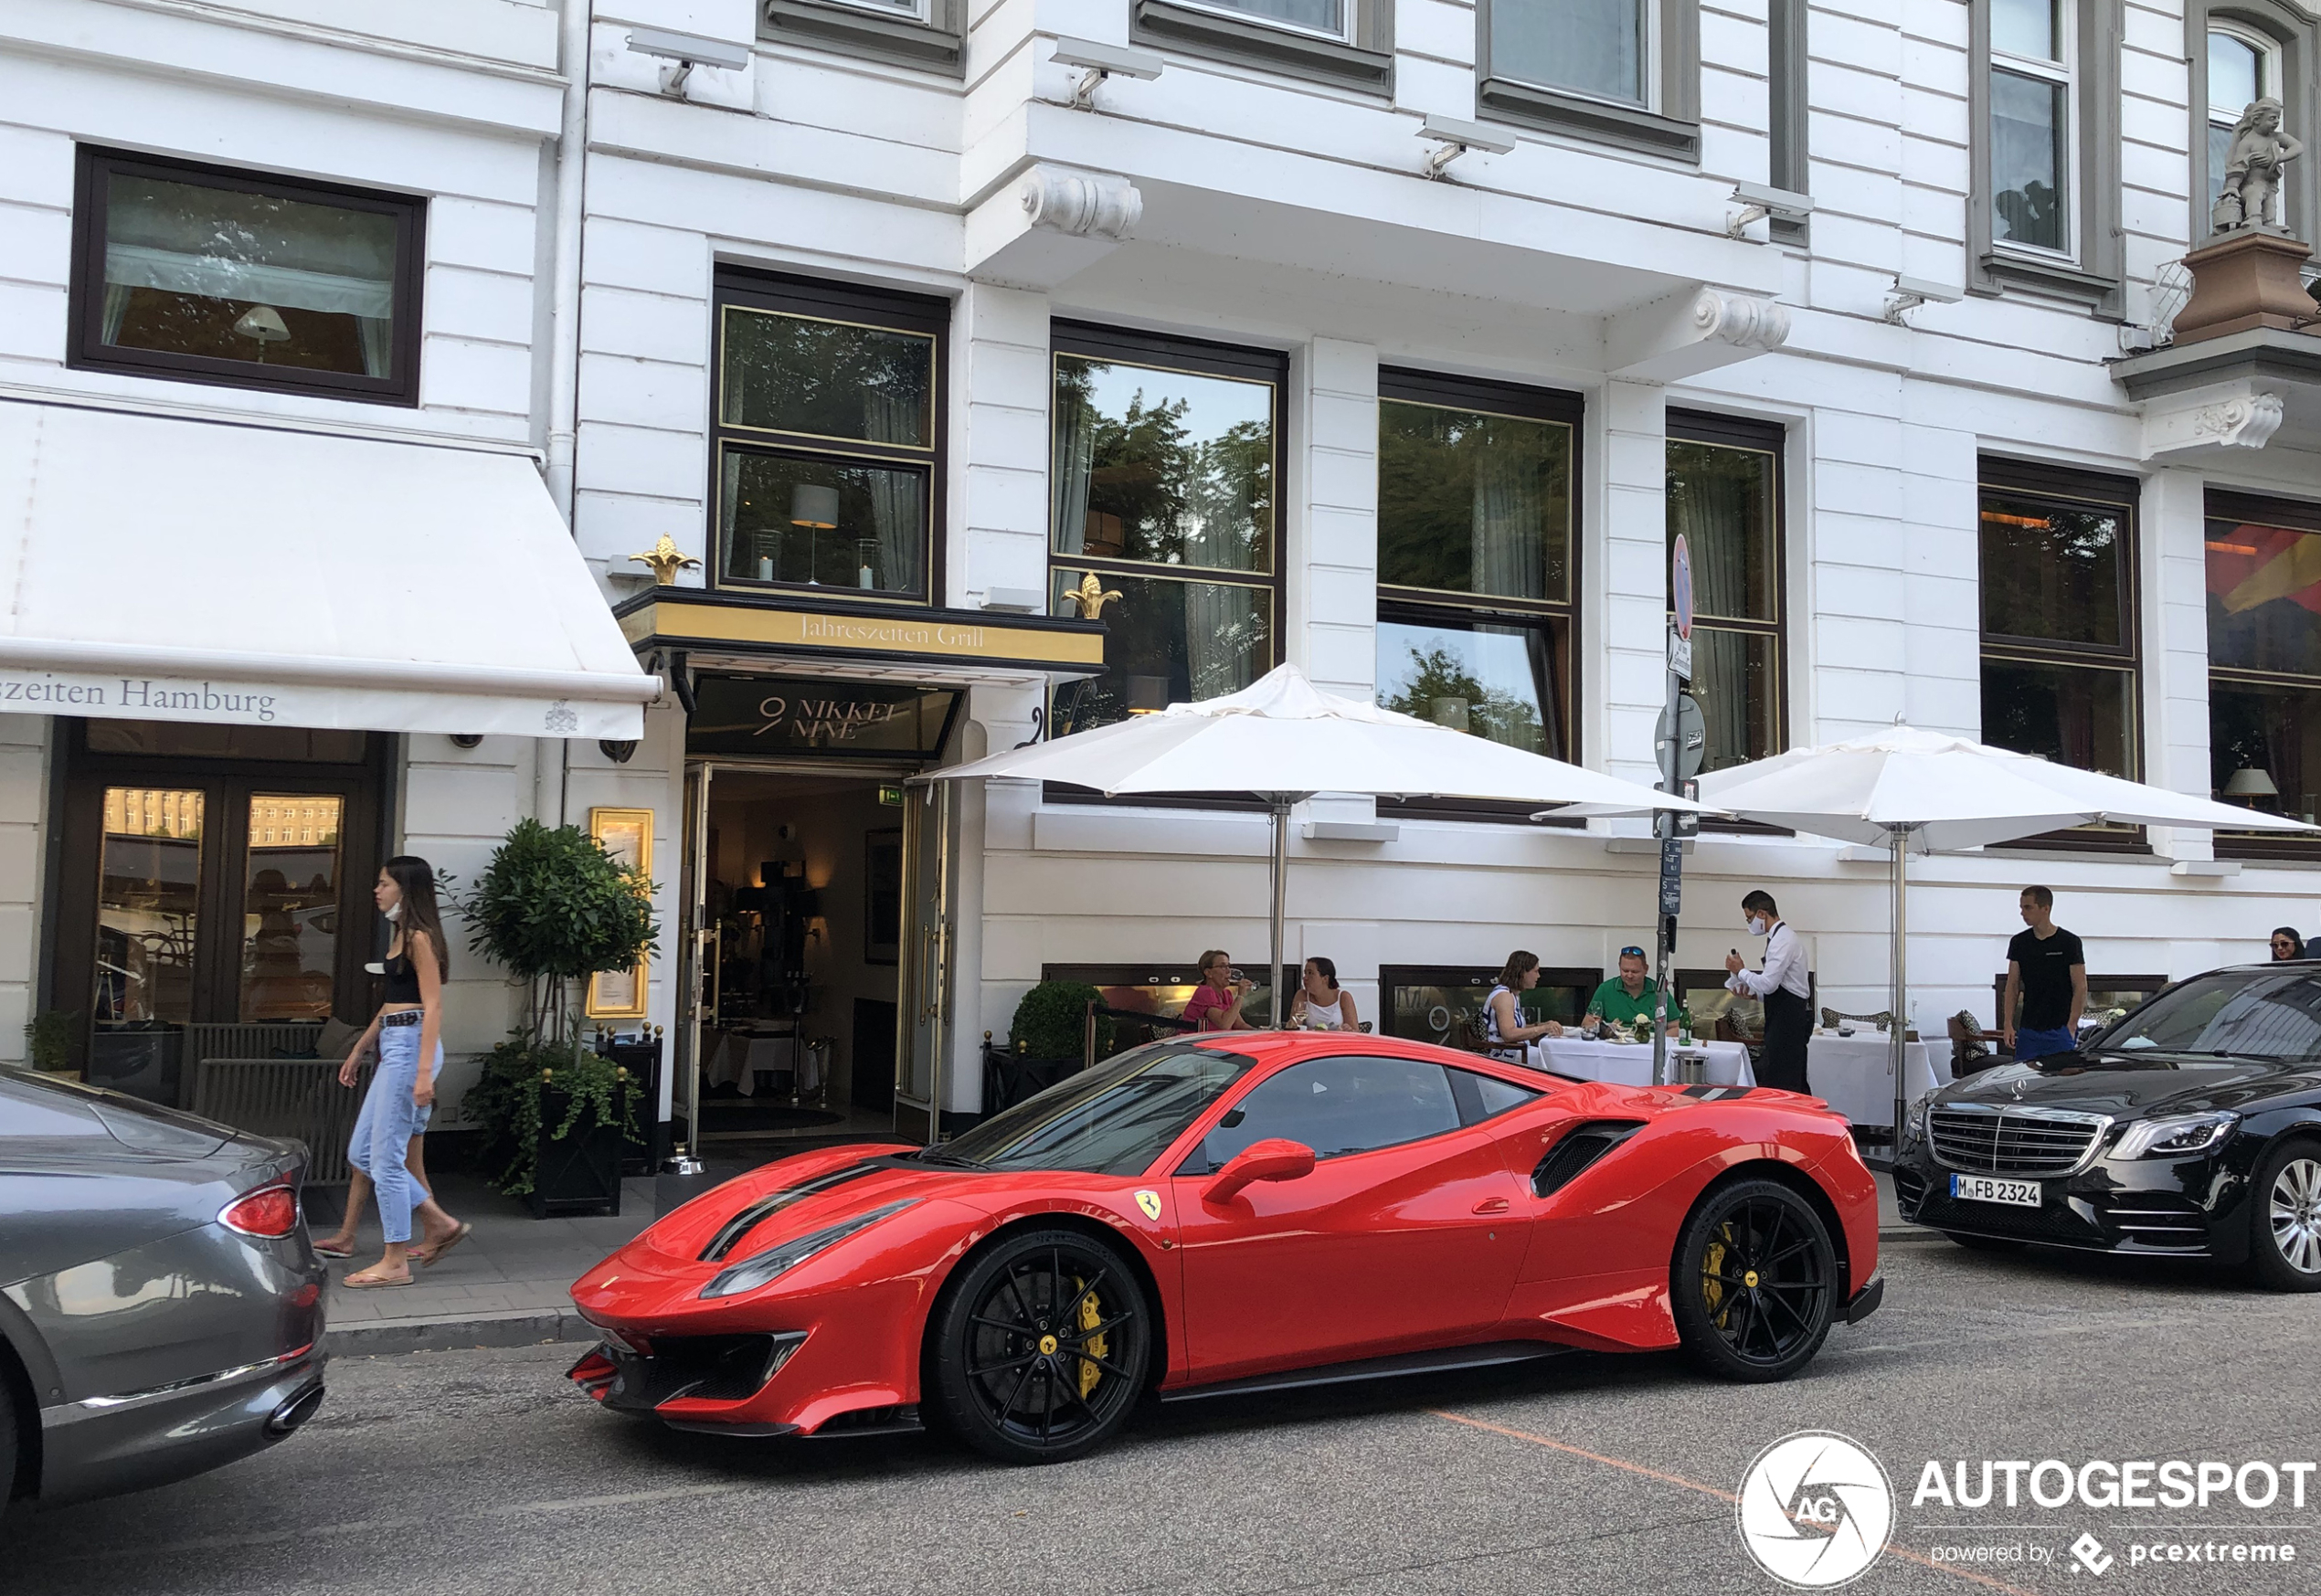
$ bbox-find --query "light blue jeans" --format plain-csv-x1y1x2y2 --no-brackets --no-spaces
349,1024,440,1244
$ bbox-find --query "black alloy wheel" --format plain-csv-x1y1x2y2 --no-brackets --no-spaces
2245,1137,2321,1294
1672,1178,1836,1381
927,1228,1150,1464
1943,1231,2028,1253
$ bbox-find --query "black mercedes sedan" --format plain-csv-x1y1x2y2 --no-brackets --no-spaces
0,1067,328,1512
1895,963,2321,1290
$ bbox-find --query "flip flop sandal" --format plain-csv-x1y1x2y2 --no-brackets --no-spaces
415,1221,472,1269
313,1241,355,1259
342,1272,414,1289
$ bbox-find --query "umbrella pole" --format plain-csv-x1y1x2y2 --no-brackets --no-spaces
1891,822,1910,1162
1268,796,1289,1029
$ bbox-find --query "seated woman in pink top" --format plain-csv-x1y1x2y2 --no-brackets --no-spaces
1182,949,1254,1031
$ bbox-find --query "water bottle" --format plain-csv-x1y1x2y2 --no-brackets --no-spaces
1679,1003,1693,1047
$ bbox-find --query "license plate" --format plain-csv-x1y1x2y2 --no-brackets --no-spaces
1952,1174,2042,1207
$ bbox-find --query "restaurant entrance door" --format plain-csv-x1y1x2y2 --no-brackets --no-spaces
47,719,389,1104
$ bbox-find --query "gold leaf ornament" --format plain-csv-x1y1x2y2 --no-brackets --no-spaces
1064,572,1124,619
628,535,703,586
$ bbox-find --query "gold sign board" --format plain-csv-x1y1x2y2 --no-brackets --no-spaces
584,807,652,1020
619,598,1104,671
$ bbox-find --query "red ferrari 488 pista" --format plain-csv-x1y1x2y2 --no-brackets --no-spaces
568,1032,1882,1463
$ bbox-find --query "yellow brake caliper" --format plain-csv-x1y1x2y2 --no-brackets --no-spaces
1076,1280,1108,1400
1702,1229,1730,1327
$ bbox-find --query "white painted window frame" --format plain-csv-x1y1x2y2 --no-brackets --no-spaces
1176,0,1357,46
1990,0,2081,265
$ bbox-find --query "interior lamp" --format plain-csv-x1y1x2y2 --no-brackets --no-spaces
233,304,291,361
2224,766,2280,801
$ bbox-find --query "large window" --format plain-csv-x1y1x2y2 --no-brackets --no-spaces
1977,460,2139,796
1478,0,1702,161
69,147,423,404
1971,0,2122,309
1667,412,1785,773
1374,367,1579,810
1048,323,1282,738
2206,491,2321,856
712,272,944,605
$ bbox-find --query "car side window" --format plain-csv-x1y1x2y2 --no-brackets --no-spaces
1182,1054,1463,1174
1449,1066,1544,1125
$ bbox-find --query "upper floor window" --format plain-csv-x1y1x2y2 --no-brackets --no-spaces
711,270,945,603
1048,323,1282,737
1189,0,1351,37
1478,0,1702,161
69,148,423,406
1977,460,2139,809
1989,0,2074,255
1373,367,1578,787
1667,413,1785,773
765,0,965,74
1970,0,2122,310
1493,0,1646,104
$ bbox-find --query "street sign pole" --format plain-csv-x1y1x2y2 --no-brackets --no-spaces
1655,535,1695,1088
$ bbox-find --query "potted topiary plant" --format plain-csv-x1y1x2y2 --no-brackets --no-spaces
994,980,1110,1110
455,819,658,1216
23,1010,80,1076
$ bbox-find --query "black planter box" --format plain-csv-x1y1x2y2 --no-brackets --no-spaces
528,1085,626,1219
982,1051,1082,1113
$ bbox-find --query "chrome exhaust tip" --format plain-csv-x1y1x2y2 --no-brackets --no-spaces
266,1383,325,1437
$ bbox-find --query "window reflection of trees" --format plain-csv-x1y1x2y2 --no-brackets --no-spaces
1980,497,2123,646
1052,358,1273,573
719,311,931,445
1381,640,1548,753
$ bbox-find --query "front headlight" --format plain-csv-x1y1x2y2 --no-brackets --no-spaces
699,1200,917,1300
1904,1091,1937,1144
2111,1112,2240,1160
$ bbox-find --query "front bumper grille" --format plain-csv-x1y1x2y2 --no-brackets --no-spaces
1929,1105,2109,1178
599,1333,803,1411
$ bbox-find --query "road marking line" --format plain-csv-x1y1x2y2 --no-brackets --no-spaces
1429,1409,2042,1596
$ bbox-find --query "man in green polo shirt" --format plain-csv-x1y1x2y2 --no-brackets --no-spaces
1583,946,1673,1037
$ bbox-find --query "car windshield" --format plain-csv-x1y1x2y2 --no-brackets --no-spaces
928,1041,1256,1176
2092,970,2321,1061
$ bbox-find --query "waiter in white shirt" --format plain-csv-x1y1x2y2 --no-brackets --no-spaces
1723,889,1811,1093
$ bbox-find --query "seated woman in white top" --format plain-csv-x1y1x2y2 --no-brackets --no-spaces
1483,950,1566,1062
1288,957,1359,1031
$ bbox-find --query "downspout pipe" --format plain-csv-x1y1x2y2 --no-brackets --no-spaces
540,0,591,829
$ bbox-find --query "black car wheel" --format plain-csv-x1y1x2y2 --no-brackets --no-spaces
1672,1179,1836,1382
2246,1138,2321,1294
927,1228,1150,1464
1943,1231,2028,1253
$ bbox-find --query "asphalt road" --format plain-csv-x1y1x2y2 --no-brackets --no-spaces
7,1234,2318,1596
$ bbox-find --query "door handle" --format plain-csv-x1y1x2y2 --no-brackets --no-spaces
1472,1196,1510,1215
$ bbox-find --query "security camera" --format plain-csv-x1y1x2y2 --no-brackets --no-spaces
1728,183,1814,236
1051,36,1163,109
1417,114,1515,178
625,27,750,96
1884,275,1966,322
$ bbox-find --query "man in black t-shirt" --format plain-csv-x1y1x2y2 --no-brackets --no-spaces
2004,884,2086,1062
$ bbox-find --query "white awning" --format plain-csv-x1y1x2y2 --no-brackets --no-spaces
0,402,657,739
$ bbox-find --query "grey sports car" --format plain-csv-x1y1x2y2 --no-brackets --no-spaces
0,1066,327,1510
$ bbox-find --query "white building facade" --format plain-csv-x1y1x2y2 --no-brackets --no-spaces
9,0,2321,1147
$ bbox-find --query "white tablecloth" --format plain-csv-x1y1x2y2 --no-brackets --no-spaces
1530,1037,1756,1089
1805,1032,1954,1127
704,1030,797,1097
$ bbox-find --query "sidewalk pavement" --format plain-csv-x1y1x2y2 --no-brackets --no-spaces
314,1165,1926,1356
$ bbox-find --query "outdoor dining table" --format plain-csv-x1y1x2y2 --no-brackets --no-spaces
1806,1031,1954,1128
703,1028,798,1097
1529,1036,1756,1088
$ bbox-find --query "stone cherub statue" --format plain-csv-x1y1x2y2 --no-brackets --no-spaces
2213,96,2304,233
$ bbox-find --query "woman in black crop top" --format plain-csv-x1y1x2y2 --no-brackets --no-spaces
333,856,468,1288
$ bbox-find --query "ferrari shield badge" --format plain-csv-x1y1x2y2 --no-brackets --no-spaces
1133,1189,1163,1221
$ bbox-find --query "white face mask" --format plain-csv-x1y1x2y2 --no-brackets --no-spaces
1747,915,1769,936
384,902,403,923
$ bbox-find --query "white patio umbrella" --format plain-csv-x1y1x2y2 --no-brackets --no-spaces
1696,725,2319,1144
927,663,1713,1025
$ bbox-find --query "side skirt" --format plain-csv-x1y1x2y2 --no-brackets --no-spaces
1158,1341,1570,1405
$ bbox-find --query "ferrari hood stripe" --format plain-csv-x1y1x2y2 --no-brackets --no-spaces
699,1161,885,1262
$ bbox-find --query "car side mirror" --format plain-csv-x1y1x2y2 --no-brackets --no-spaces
1202,1137,1316,1205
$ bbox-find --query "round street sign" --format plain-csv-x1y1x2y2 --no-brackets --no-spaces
1672,532,1694,640
1656,692,1708,781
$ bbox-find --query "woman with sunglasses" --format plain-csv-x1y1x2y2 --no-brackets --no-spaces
2272,926,2307,962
